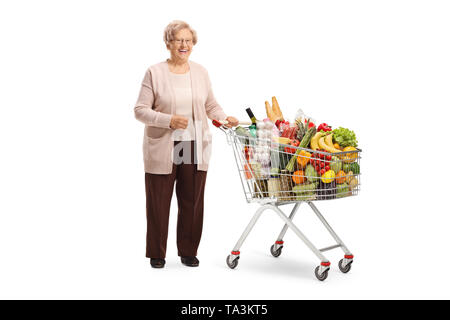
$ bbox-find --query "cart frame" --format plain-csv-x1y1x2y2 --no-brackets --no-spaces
225,201,354,281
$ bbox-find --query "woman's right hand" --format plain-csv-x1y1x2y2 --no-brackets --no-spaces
170,115,189,129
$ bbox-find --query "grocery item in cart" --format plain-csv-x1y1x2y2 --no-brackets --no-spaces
253,178,268,198
279,169,293,201
235,126,252,145
245,107,258,137
332,127,358,148
255,121,273,179
268,174,281,198
265,97,284,122
292,182,316,201
285,126,316,172
317,179,336,200
248,161,261,179
336,182,351,198
271,96,284,121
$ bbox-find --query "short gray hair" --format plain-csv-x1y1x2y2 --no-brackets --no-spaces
163,20,198,46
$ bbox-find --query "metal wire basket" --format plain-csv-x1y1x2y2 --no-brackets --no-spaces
215,122,361,204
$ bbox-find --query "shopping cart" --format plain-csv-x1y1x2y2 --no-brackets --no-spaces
212,119,361,281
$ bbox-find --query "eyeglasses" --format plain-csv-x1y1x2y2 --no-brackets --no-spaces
172,39,193,46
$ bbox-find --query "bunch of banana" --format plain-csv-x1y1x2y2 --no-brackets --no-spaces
311,132,342,153
310,132,324,151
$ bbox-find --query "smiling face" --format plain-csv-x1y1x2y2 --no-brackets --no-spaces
167,28,194,63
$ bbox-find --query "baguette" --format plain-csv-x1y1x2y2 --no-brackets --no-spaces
271,96,284,121
265,101,277,122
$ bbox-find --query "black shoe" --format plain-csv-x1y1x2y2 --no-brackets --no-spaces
181,256,199,267
150,258,165,268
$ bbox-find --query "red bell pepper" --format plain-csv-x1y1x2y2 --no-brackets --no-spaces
317,123,332,132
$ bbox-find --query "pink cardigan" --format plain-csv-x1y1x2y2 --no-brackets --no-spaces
134,60,228,174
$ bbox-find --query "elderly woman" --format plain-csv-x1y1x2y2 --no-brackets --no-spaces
134,20,238,268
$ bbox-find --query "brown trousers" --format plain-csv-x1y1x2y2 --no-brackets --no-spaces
144,141,207,259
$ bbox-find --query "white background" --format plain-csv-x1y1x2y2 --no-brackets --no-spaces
0,0,449,299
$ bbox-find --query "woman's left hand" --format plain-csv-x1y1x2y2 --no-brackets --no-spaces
224,116,239,128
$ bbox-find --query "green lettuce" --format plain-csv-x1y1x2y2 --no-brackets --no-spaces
332,127,358,148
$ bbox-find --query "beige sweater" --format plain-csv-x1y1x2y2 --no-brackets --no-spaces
134,60,228,174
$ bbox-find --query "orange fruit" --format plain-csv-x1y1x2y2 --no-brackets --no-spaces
292,170,305,184
342,146,358,163
336,170,346,184
296,150,311,168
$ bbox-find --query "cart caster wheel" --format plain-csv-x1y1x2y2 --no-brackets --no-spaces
314,266,329,281
226,255,239,269
270,244,283,257
338,258,352,273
